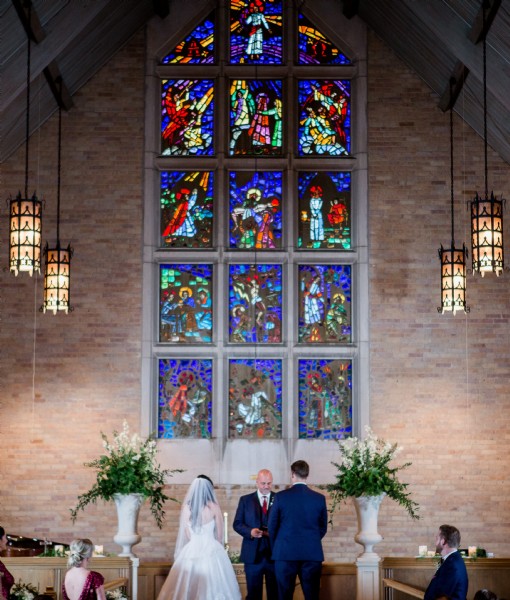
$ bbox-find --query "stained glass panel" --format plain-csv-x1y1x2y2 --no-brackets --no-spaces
161,171,214,248
298,358,352,439
298,13,351,65
158,358,212,439
297,172,351,249
161,14,215,64
229,264,282,343
160,264,213,343
229,171,282,249
161,79,214,156
230,79,283,156
229,358,282,438
298,264,351,343
230,0,283,65
298,80,350,156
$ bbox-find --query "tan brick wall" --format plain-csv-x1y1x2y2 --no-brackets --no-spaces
1,28,509,565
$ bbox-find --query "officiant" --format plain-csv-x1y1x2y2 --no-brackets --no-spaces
233,469,278,600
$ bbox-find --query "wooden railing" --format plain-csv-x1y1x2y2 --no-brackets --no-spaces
382,578,425,599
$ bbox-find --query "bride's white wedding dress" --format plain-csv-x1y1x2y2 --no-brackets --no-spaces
157,518,241,600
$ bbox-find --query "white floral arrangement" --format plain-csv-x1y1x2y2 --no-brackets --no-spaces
105,590,128,600
9,579,38,600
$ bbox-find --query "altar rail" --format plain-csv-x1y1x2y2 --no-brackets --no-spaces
381,557,510,600
2,557,132,600
138,561,356,600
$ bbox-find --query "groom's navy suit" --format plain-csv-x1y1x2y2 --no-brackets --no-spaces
234,491,278,600
268,483,328,600
424,550,468,600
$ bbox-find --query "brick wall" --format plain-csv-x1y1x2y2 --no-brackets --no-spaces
1,28,509,564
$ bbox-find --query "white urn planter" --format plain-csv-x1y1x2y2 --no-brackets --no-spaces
352,493,385,559
113,493,144,557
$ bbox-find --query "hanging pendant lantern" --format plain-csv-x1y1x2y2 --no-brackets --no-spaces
471,1,505,277
41,77,74,314
438,78,469,314
9,193,43,276
9,2,43,276
471,192,504,276
42,242,73,314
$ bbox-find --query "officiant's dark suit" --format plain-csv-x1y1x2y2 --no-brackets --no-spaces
233,469,278,600
268,460,328,600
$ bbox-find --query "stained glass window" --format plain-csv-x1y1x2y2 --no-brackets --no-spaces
160,264,213,343
161,79,214,156
230,79,283,156
298,80,350,156
229,171,282,249
229,264,282,343
229,359,282,438
230,0,283,64
297,172,351,250
158,358,213,438
298,264,351,343
298,13,351,65
160,171,214,248
298,358,352,439
161,14,215,64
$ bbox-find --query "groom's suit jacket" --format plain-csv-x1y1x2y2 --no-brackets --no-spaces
268,483,327,562
233,490,274,564
424,550,468,600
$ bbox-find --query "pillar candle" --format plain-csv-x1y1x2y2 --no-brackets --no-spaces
468,546,477,557
223,512,228,545
418,545,427,556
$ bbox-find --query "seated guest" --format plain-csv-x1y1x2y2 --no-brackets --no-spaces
63,539,106,600
473,591,498,600
424,524,468,600
0,526,14,600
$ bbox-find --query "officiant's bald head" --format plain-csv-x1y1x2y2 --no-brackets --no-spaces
256,469,273,494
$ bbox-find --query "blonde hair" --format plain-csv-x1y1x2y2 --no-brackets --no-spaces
67,538,94,568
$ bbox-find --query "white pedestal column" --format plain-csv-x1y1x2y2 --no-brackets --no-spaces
130,557,139,600
356,555,380,600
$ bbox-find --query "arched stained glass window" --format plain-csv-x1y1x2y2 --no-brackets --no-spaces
145,1,367,453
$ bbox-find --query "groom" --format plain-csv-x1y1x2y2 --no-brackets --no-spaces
233,469,278,600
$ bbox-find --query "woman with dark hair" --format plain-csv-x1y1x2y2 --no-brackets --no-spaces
62,539,106,600
473,591,498,600
157,475,241,599
0,526,14,600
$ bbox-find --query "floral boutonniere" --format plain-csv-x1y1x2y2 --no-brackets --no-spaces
268,493,275,509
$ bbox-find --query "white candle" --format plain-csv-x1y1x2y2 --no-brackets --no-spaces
418,545,427,556
468,546,477,557
55,545,64,554
223,512,228,545
94,545,104,555
427,550,435,557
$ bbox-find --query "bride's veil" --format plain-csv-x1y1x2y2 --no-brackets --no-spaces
174,475,218,559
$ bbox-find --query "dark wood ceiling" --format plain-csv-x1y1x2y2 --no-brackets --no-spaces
2,0,509,166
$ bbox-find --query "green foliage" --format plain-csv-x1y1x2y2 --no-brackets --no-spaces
324,427,419,520
9,579,39,600
70,421,183,529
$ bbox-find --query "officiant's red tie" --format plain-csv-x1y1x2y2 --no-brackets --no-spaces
262,496,268,515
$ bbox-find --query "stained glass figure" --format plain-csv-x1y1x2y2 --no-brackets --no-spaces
298,80,350,156
230,80,283,156
229,359,282,438
298,13,351,65
229,171,282,249
298,358,352,439
161,14,215,64
298,172,351,249
158,358,212,439
230,0,283,65
298,264,351,343
161,171,214,248
160,264,213,343
229,264,282,343
161,79,214,156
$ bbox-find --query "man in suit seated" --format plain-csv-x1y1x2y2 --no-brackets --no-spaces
267,460,328,600
424,524,468,600
233,469,278,600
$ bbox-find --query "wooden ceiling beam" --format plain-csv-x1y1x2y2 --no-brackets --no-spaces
468,0,502,44
438,62,470,112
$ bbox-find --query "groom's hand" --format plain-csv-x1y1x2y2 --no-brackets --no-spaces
251,528,263,538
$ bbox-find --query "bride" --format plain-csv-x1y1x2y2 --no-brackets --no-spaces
157,475,241,600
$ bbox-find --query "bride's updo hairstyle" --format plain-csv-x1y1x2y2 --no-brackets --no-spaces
67,538,94,568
